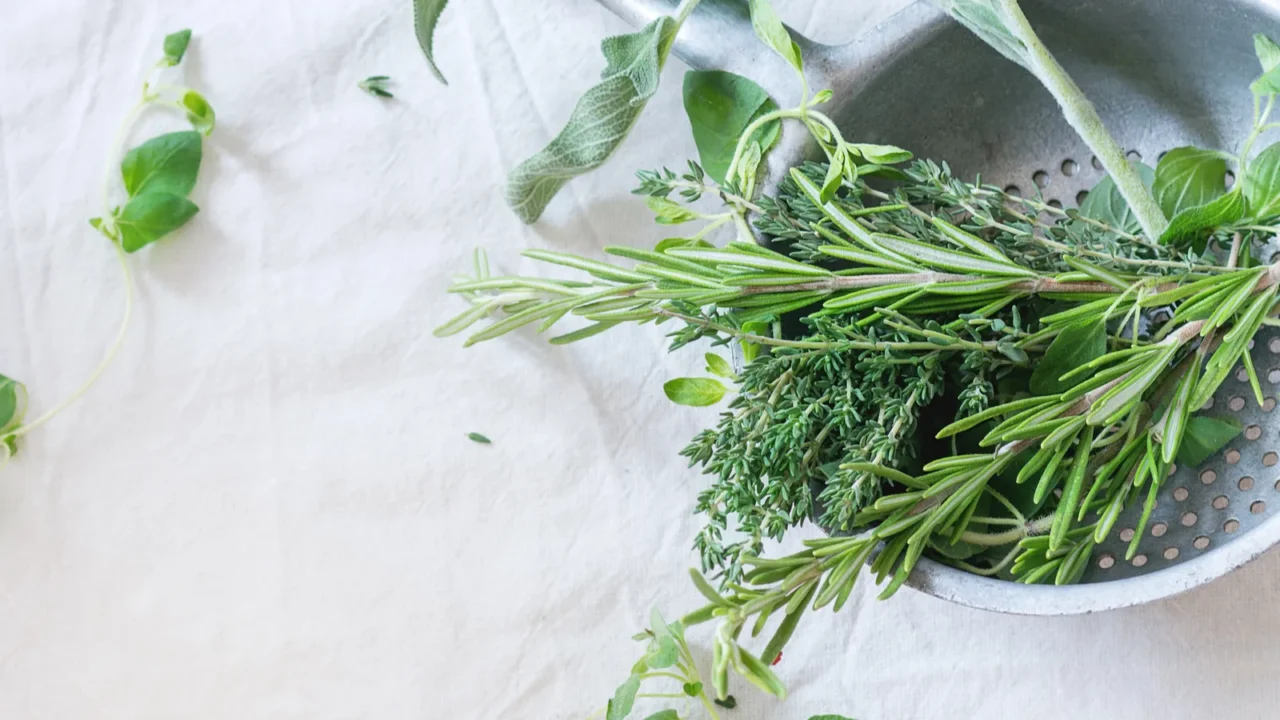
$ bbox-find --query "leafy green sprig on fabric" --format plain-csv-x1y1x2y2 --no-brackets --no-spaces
1,30,215,465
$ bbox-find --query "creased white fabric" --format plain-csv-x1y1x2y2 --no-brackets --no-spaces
3,1,1280,718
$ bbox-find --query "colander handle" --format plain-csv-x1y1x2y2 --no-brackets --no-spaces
595,0,827,100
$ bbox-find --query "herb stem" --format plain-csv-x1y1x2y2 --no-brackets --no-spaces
995,0,1167,239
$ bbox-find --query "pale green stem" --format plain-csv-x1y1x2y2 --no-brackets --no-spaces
959,514,1055,546
996,0,1167,240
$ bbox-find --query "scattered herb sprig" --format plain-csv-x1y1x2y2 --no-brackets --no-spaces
0,29,215,466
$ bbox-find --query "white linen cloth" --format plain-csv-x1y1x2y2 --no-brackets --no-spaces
3,0,1280,718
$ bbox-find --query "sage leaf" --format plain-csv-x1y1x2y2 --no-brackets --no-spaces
705,353,735,379
1030,318,1107,395
606,674,641,720
466,432,491,444
931,0,1029,71
182,91,216,136
1078,161,1155,234
664,378,727,407
1176,416,1243,466
506,17,676,224
413,0,450,84
682,70,781,184
1158,188,1246,246
748,0,802,72
115,192,199,253
121,131,202,197
1245,141,1280,219
848,143,912,165
645,196,696,225
0,374,28,435
162,29,192,66
1153,147,1228,219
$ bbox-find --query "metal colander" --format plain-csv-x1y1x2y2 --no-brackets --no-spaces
599,0,1280,614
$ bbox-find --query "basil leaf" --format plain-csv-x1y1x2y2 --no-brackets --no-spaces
645,196,697,225
1153,147,1228,219
748,0,802,72
1176,416,1243,467
663,378,727,407
1029,319,1106,395
506,17,676,224
182,91,216,136
682,70,780,184
162,29,192,66
1078,161,1155,234
413,0,450,85
121,131,202,198
115,192,200,253
0,374,28,435
606,674,641,720
848,143,912,165
1246,141,1280,219
1159,188,1246,246
705,353,735,379
1256,33,1280,73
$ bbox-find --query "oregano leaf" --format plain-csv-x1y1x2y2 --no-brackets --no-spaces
848,143,912,165
748,0,802,72
413,0,451,85
705,353,735,378
1256,33,1280,73
162,29,192,66
646,196,697,225
121,131,203,198
0,374,28,436
505,17,676,224
663,378,727,407
181,91,216,136
115,192,200,253
682,70,780,184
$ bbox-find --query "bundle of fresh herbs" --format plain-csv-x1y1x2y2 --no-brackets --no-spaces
0,30,215,468
429,0,1280,717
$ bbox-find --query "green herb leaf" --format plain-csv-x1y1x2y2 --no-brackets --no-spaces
932,0,1029,70
1256,34,1280,73
0,374,28,436
1158,188,1246,246
1152,147,1228,219
682,682,703,697
506,17,676,224
820,149,844,204
808,716,856,720
1245,141,1280,219
162,29,192,66
413,0,451,84
748,0,802,72
606,674,642,720
1176,416,1243,467
705,353,735,379
714,696,737,709
645,196,697,225
115,192,199,253
848,143,912,165
1078,161,1155,234
646,635,679,669
466,432,491,444
121,131,203,198
664,378,727,407
642,712,679,720
682,70,781,184
181,91,216,135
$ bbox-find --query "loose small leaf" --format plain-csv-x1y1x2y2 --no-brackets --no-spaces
121,131,203,197
748,0,802,72
162,29,192,66
506,18,676,224
413,0,451,84
645,196,697,225
1030,319,1107,395
1176,416,1243,467
1159,188,1246,246
1078,162,1155,234
1152,147,1228,219
1245,141,1280,219
705,353,735,379
115,192,200,253
359,76,395,99
179,91,216,136
606,674,642,720
466,432,491,444
848,143,912,165
714,696,738,709
664,378,727,407
682,70,781,184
